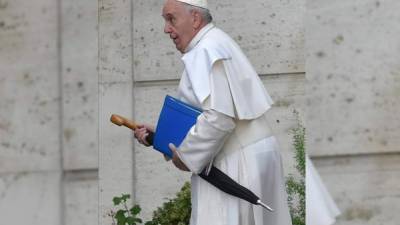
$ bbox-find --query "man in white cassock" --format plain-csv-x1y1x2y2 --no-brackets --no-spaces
134,0,292,224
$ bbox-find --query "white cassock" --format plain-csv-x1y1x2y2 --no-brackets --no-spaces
306,156,340,225
174,23,292,225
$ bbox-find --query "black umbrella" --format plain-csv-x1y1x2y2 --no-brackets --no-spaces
111,114,274,212
198,164,273,211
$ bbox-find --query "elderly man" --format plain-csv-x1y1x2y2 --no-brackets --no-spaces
134,0,292,224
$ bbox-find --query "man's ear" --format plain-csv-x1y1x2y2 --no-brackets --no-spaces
192,10,202,30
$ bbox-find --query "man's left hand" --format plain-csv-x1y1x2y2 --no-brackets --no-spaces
169,143,190,172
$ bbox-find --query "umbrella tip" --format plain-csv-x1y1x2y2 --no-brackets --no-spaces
257,200,274,212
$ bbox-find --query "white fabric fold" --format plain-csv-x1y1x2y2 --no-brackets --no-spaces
208,60,236,117
181,25,274,120
306,156,340,225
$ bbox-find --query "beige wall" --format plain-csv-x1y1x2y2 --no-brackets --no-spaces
306,0,400,224
0,0,98,225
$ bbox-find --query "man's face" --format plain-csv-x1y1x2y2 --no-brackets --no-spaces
162,0,196,53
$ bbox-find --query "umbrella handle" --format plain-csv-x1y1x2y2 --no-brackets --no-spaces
257,200,274,212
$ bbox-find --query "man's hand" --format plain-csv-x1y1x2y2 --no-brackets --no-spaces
133,124,154,146
169,143,190,172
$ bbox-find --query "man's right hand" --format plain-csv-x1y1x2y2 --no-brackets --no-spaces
133,124,154,146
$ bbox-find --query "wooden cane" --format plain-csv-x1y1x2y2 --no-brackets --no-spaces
110,114,139,130
110,114,154,144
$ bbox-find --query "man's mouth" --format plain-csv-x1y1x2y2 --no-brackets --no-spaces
171,35,179,44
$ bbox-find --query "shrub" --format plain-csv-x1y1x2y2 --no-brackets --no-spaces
286,110,306,225
110,194,144,225
145,182,191,225
109,183,191,225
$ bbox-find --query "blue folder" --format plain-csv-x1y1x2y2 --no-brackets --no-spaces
153,95,202,158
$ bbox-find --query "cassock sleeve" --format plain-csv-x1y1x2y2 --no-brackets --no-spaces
175,109,236,174
175,60,236,174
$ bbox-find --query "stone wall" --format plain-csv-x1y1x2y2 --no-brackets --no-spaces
0,0,98,224
98,0,135,224
306,0,400,224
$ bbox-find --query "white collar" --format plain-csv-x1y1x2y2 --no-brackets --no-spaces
184,23,215,53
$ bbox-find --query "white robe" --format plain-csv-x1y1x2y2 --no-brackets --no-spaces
306,156,340,225
175,23,292,225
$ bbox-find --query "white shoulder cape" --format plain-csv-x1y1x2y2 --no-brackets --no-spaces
181,27,274,120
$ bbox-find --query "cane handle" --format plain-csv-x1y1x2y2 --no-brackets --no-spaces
110,114,139,130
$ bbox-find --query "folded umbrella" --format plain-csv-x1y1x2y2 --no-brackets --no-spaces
110,114,273,212
198,164,273,211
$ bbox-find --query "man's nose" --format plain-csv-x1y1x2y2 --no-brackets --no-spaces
164,23,172,34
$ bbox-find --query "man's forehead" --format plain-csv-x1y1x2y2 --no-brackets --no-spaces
162,0,183,16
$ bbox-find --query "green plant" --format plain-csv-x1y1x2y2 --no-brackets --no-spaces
110,183,191,225
110,194,144,225
145,182,191,225
286,110,306,225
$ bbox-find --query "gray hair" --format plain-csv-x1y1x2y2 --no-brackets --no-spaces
183,4,213,23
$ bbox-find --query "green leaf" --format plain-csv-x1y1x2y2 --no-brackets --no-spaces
134,218,143,223
115,210,127,225
130,205,141,215
126,217,135,225
121,194,131,202
113,197,122,206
